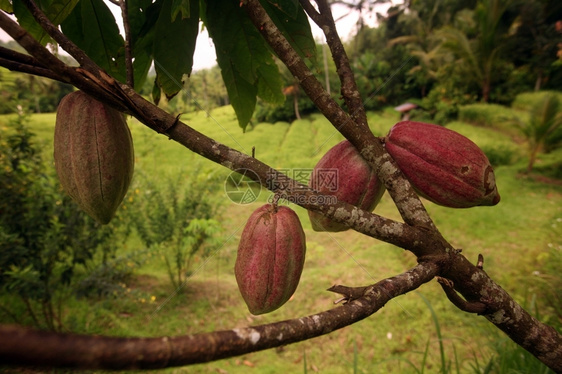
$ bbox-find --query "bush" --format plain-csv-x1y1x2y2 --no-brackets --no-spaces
445,122,522,166
0,115,128,330
458,103,517,128
512,91,562,112
126,170,225,290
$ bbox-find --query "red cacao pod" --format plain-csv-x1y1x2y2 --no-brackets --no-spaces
384,121,500,208
54,91,134,224
235,204,306,315
308,140,385,232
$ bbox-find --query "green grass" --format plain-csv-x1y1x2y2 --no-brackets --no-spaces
0,106,561,373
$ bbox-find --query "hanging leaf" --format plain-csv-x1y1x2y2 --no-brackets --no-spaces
264,0,299,19
206,0,283,130
153,0,199,99
61,0,126,83
13,0,79,46
171,0,192,20
152,78,162,106
128,0,159,90
260,0,316,65
257,60,285,105
0,0,13,12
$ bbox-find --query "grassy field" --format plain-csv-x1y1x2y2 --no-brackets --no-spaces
1,103,561,373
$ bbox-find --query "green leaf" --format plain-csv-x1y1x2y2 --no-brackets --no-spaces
265,0,299,20
128,0,156,46
257,59,285,105
260,0,316,65
13,0,79,45
171,0,191,20
153,0,199,99
220,59,258,131
61,0,127,83
0,0,12,12
128,0,158,89
152,78,162,105
206,0,284,129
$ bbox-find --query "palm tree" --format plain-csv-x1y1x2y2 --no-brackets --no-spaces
518,94,562,172
387,1,446,97
436,0,513,102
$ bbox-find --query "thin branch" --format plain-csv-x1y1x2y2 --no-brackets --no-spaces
119,0,135,87
19,0,98,72
0,11,125,112
0,56,63,81
300,0,368,128
0,263,439,370
243,0,436,229
437,277,486,314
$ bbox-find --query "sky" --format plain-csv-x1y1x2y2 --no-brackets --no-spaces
0,1,394,71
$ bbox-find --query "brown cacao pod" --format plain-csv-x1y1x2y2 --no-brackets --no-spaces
384,121,500,208
308,140,385,232
235,204,306,315
54,91,134,224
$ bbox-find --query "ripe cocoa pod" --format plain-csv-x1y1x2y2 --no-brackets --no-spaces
54,91,134,224
235,204,306,315
308,140,385,232
384,121,500,208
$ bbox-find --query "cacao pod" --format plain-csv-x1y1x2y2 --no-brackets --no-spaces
308,140,385,232
235,204,306,315
54,91,134,224
384,121,500,208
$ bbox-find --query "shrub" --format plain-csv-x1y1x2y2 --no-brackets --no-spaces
458,103,517,128
126,170,225,290
0,115,128,330
512,91,562,112
514,94,562,171
445,122,522,166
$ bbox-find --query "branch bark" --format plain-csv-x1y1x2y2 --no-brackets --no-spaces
0,263,439,370
0,2,561,372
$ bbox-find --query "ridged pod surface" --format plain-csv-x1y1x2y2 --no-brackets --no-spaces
308,140,385,232
54,91,134,224
235,204,306,315
385,121,500,208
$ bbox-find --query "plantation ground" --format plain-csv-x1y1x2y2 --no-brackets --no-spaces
1,103,561,373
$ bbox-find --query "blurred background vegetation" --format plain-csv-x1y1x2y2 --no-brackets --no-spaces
0,0,561,372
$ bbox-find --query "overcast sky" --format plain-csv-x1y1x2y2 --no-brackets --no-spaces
1,1,392,71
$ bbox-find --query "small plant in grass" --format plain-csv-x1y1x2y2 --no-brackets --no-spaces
127,171,224,290
514,94,562,172
0,115,128,331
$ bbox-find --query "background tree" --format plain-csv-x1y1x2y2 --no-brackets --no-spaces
0,0,560,372
506,0,562,91
436,0,515,102
516,94,562,172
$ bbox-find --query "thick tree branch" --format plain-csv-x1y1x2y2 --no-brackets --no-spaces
0,2,561,372
443,253,562,371
0,263,439,369
243,0,436,230
0,8,446,258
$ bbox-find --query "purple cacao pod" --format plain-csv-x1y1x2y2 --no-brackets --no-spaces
384,121,500,208
235,204,306,315
54,91,134,224
308,140,385,232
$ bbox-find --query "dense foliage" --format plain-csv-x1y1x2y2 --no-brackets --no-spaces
0,115,126,330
